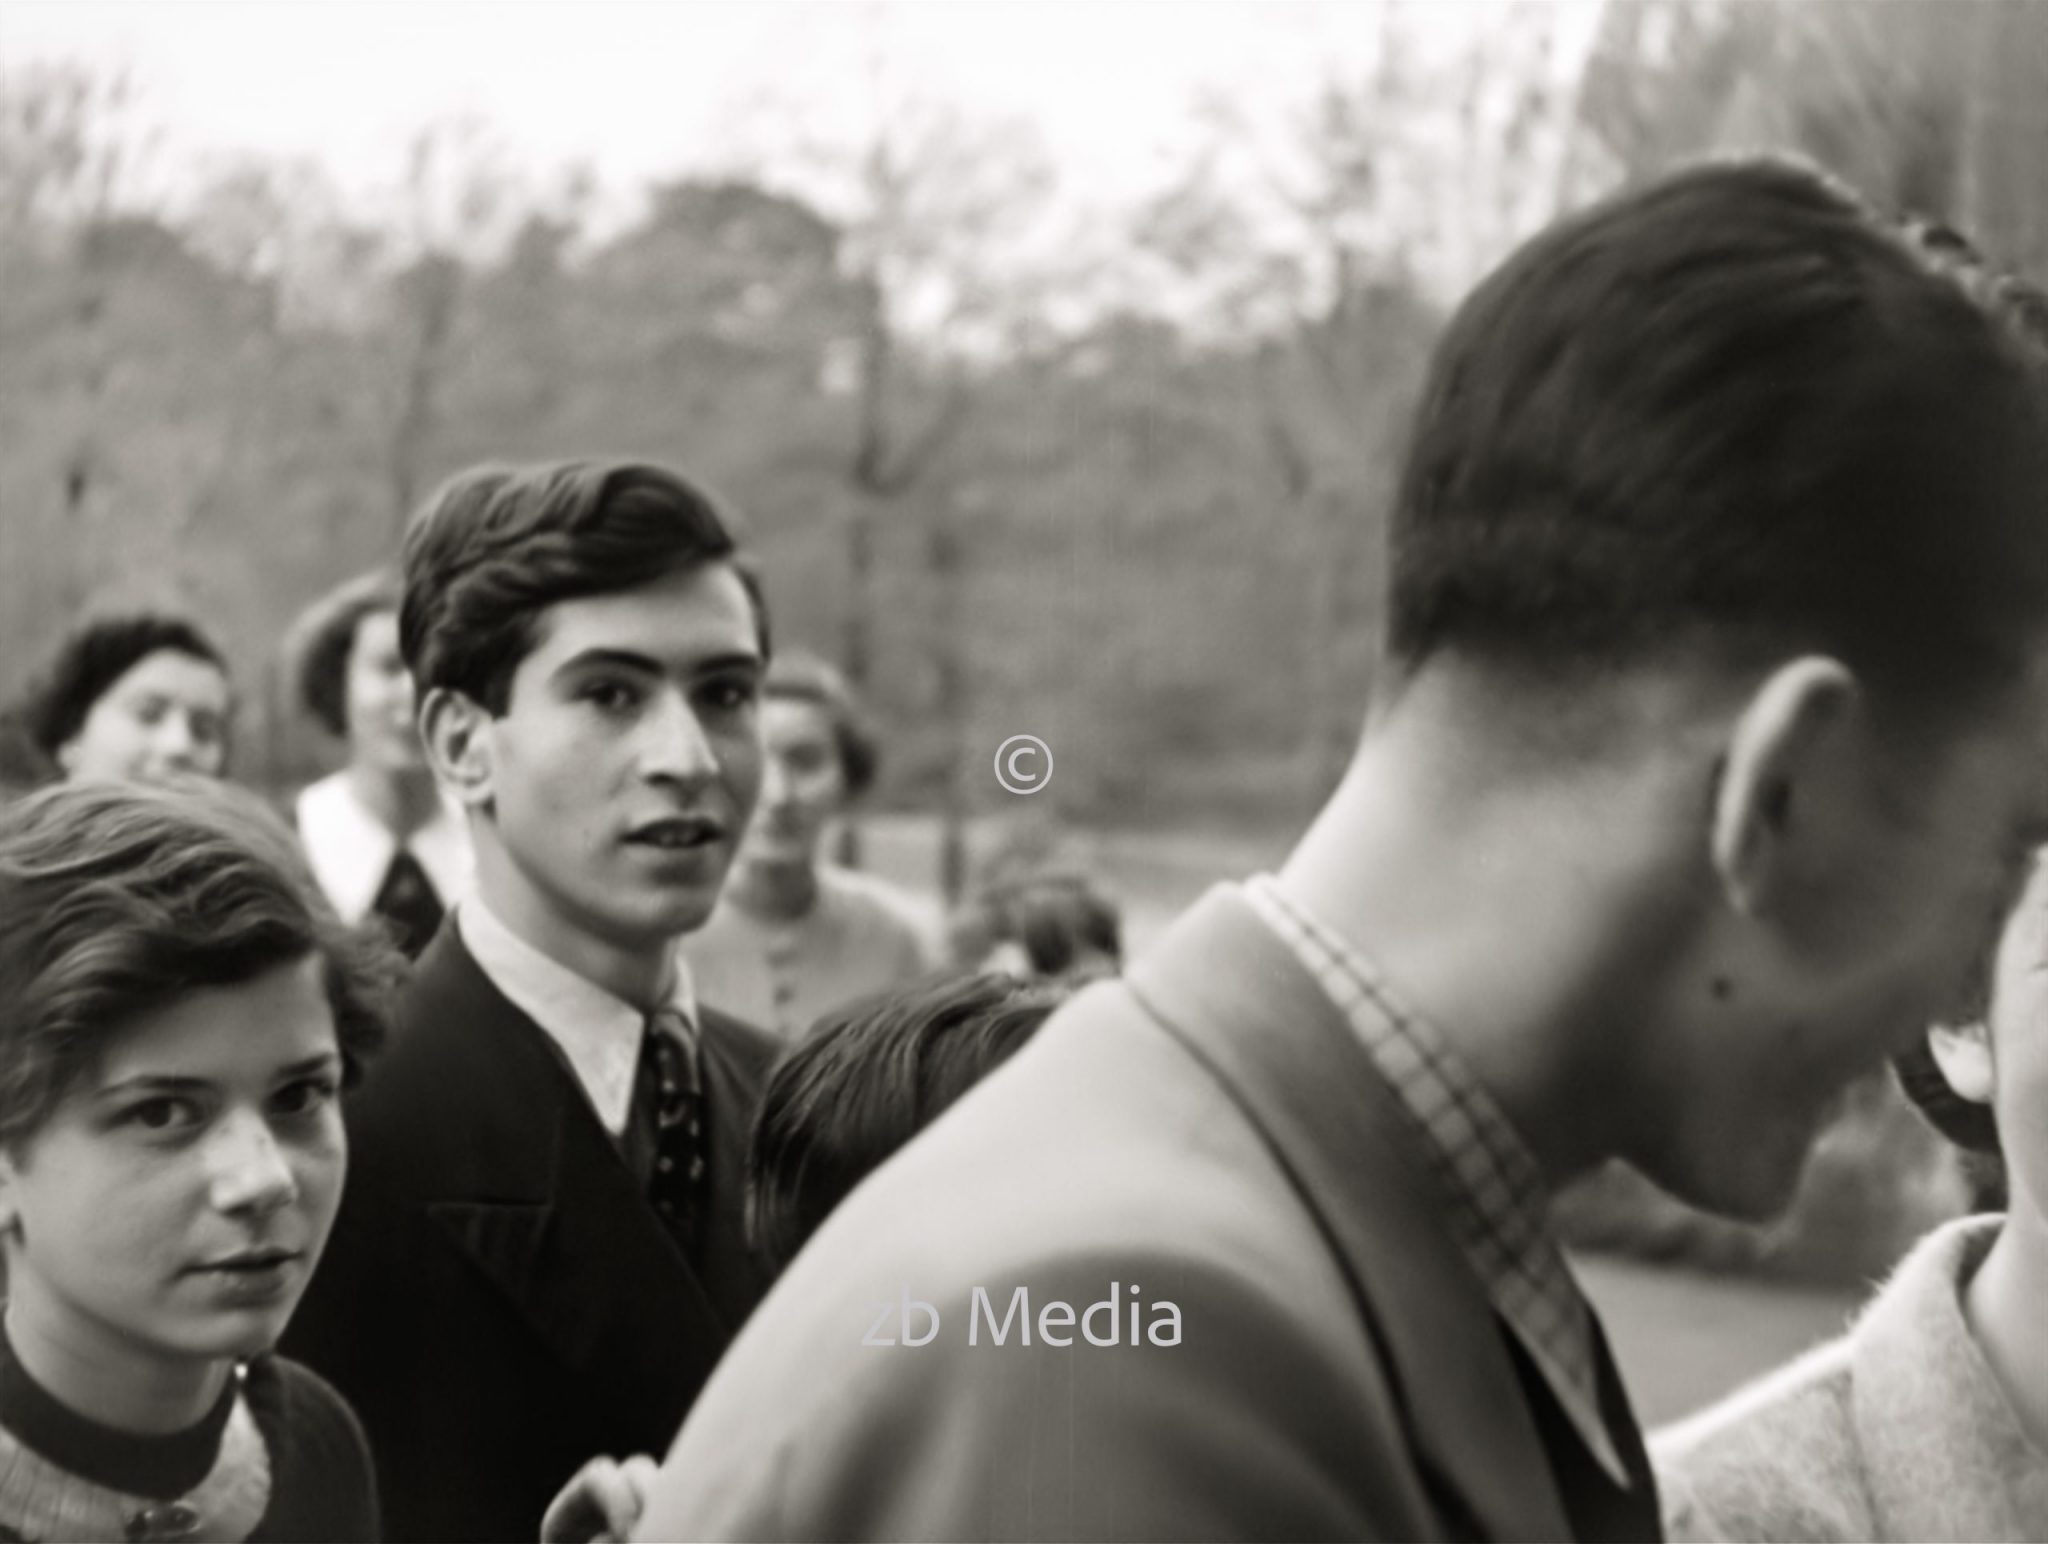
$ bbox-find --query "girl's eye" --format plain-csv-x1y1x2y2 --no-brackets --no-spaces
582,680,638,712
122,1096,200,1133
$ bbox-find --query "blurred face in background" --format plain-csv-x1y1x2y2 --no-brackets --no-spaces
345,610,426,775
58,649,231,785
741,696,847,872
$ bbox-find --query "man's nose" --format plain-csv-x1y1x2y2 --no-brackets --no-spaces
641,691,718,783
207,1109,298,1217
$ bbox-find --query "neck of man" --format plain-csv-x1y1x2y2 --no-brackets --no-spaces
1277,664,1707,1191
3,1291,231,1436
727,854,821,923
470,840,676,1010
1965,1198,2048,1451
346,759,442,842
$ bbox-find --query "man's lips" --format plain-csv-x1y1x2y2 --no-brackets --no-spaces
623,815,726,851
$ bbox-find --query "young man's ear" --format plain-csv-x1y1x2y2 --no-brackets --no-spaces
0,1149,21,1238
419,686,495,811
1927,1022,1997,1104
1710,657,1862,920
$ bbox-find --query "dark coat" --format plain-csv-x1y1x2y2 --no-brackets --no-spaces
285,923,778,1543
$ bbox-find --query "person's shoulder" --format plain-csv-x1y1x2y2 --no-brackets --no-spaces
1651,1336,1870,1542
243,1356,379,1543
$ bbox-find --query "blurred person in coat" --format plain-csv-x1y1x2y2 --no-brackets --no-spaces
683,650,936,1037
632,159,2048,1543
286,570,470,959
283,460,780,1543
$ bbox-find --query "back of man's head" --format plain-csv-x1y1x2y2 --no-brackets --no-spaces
1385,156,2048,731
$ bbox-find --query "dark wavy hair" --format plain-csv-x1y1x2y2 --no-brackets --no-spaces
764,650,879,799
747,972,1065,1272
17,610,229,759
400,460,771,714
289,570,404,739
0,780,400,1150
1385,156,2048,734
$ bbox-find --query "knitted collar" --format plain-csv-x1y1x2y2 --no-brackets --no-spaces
0,1362,271,1543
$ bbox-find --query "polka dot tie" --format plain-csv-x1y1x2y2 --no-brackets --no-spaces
642,1008,706,1249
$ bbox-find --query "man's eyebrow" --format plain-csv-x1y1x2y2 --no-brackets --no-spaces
549,648,663,680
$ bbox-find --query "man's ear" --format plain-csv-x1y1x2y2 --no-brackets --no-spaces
1710,657,1862,919
419,686,496,811
0,1147,21,1238
1927,1022,1997,1104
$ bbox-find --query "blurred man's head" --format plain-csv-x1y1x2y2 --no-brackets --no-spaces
747,972,1063,1272
404,461,771,989
1354,158,2048,1219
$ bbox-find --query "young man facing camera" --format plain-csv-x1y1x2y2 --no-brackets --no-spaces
635,162,2048,1544
285,461,780,1544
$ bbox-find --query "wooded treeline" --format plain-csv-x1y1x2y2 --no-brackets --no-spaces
5,1,2046,830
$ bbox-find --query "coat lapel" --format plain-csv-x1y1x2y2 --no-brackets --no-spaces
1128,886,1575,1544
414,932,736,1430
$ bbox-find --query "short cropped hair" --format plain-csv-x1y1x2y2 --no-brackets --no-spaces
747,972,1064,1272
400,460,770,713
290,571,404,738
764,651,879,799
18,611,230,759
0,780,399,1151
947,872,1123,979
1386,156,2048,727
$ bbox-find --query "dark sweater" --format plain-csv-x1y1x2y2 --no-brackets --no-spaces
0,1343,377,1543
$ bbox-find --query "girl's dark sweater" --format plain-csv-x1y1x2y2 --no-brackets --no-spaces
0,1336,377,1543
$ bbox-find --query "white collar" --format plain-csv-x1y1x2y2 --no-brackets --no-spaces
295,772,471,926
456,895,698,1137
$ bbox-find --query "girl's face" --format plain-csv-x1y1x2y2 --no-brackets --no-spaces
58,648,232,784
0,958,346,1378
740,697,847,871
1983,854,2048,1220
344,610,426,774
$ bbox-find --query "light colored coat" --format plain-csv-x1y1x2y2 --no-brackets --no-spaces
1654,1216,2048,1542
635,886,1602,1541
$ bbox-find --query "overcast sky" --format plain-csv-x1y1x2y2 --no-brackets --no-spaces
2,1,1599,222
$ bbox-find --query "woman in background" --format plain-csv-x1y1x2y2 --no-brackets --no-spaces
0,779,394,1542
684,651,936,1036
288,571,468,959
16,610,233,785
1654,849,2048,1541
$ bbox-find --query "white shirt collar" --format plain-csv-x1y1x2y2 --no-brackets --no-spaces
456,894,699,1137
295,771,472,926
